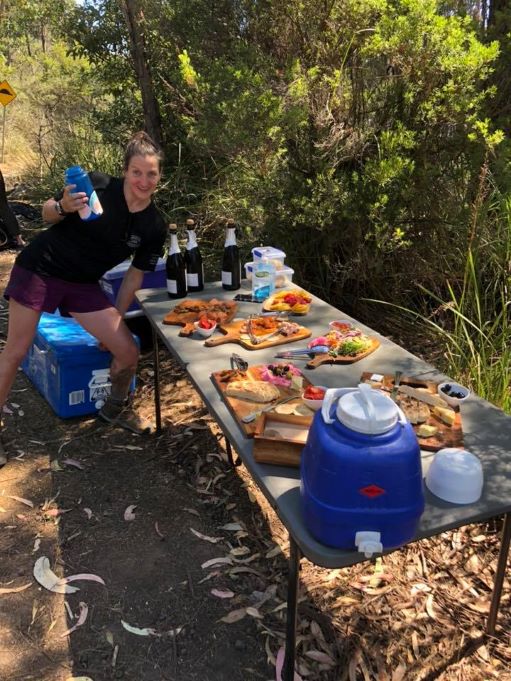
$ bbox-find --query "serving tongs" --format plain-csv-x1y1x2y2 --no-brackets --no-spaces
274,345,330,360
247,315,284,346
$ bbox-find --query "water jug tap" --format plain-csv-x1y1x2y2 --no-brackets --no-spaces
355,531,383,558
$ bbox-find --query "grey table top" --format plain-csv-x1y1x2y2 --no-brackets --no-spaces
136,283,511,568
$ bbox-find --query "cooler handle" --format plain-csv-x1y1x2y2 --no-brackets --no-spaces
321,387,356,424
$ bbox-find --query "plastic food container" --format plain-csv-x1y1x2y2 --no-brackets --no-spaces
245,262,294,288
425,448,483,504
251,246,286,266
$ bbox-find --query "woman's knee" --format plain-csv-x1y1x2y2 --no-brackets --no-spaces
111,339,139,368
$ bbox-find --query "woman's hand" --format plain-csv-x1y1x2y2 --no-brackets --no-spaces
59,184,88,214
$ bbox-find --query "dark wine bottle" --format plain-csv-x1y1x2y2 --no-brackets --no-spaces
166,224,187,299
221,219,241,290
184,218,204,292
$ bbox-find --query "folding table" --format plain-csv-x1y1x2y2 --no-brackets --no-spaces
136,284,511,681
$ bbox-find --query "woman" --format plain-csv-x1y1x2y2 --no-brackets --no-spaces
0,131,167,466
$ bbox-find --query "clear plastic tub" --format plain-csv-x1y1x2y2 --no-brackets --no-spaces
251,246,286,266
245,261,294,288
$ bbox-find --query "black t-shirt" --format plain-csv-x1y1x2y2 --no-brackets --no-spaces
16,172,167,282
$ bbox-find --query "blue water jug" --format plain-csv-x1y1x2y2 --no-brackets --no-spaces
64,166,103,221
300,383,425,556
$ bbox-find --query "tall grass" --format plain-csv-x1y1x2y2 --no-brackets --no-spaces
368,190,511,413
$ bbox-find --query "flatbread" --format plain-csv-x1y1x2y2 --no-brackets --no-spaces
225,380,280,404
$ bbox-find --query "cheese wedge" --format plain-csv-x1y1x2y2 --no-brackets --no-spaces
416,424,438,438
397,385,446,408
433,405,456,426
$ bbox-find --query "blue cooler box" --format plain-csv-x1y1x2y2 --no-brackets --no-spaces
21,313,137,418
99,258,166,314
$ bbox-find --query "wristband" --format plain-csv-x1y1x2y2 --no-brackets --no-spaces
55,200,68,217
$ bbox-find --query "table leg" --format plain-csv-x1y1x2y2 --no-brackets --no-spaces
224,438,242,467
283,536,300,681
152,326,162,435
486,511,511,635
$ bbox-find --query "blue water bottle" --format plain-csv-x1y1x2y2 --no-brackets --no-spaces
64,166,103,221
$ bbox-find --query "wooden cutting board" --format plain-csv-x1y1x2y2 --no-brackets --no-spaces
204,319,311,350
360,372,463,452
163,299,237,336
253,413,312,467
306,338,380,368
211,364,314,437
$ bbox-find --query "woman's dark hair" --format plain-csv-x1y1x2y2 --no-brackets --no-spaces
123,131,164,171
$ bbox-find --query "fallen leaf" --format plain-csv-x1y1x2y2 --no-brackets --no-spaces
190,528,222,544
32,538,41,553
33,557,79,594
154,522,165,539
246,606,263,619
391,663,407,681
0,582,32,595
211,588,234,599
44,508,71,517
62,458,85,470
66,677,94,681
105,630,114,646
276,647,303,681
61,602,88,637
5,495,34,508
230,546,250,557
182,507,200,517
425,594,436,620
121,619,157,636
218,607,247,624
201,557,233,569
219,523,243,531
50,460,65,471
124,505,137,521
112,644,119,668
305,650,335,665
266,545,282,559
2,405,13,414
83,508,93,520
57,572,105,587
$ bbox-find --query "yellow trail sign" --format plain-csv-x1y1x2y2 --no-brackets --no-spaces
0,80,16,107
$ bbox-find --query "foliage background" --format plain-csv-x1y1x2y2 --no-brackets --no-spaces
1,0,510,407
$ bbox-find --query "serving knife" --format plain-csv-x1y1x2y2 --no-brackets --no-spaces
241,394,299,423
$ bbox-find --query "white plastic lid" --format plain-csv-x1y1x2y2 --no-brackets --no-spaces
336,383,399,435
425,448,483,504
252,246,286,261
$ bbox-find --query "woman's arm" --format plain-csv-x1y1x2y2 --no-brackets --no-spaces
42,184,89,224
115,265,145,317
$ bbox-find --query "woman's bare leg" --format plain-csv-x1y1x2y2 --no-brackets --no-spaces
71,307,151,434
0,300,42,464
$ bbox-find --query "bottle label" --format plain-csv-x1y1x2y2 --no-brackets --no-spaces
78,190,103,221
221,271,232,286
167,279,178,294
186,273,199,287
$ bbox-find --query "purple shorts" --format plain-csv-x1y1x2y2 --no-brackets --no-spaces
4,264,114,316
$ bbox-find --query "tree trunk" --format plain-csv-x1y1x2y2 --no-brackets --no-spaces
118,0,163,147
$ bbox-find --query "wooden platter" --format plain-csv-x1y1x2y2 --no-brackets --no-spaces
262,290,312,315
360,372,463,452
305,338,380,369
204,319,311,350
211,364,314,437
163,299,237,336
253,413,311,467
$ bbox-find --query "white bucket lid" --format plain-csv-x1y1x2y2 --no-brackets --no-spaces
335,383,399,435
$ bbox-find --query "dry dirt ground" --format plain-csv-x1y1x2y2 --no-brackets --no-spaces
0,242,510,681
